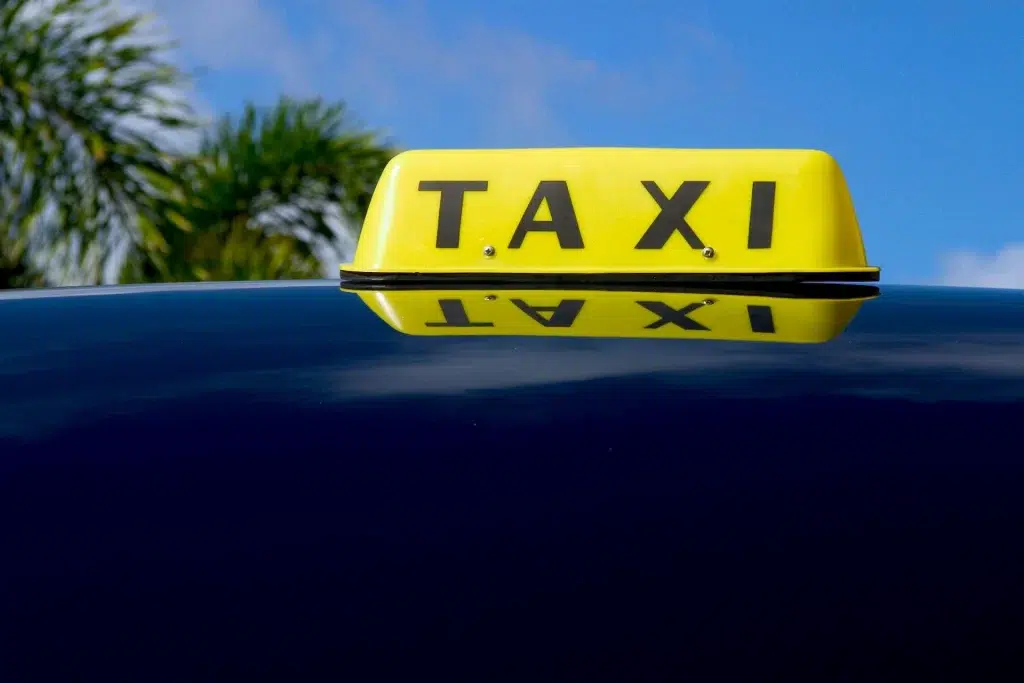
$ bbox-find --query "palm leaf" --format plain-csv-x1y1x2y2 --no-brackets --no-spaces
126,96,397,283
0,0,197,287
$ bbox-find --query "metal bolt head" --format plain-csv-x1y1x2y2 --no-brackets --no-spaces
702,298,716,306
483,245,496,257
701,246,715,259
484,295,497,301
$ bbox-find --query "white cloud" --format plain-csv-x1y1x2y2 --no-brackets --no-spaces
327,0,601,135
324,0,668,142
121,0,313,91
939,244,1024,289
114,0,700,142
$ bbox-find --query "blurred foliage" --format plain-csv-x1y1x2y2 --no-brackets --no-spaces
1,0,396,289
0,238,47,288
120,98,397,283
0,0,197,288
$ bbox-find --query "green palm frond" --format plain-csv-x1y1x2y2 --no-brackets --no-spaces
0,231,46,288
122,96,397,283
0,0,197,286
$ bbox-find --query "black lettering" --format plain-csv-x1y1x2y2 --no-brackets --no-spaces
508,181,584,249
635,181,709,250
424,299,494,327
747,305,775,333
510,299,584,327
418,180,488,248
747,181,776,249
637,300,711,331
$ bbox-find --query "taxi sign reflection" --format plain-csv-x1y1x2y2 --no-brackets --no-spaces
344,285,879,344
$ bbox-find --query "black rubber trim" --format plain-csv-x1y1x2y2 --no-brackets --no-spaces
339,268,880,287
341,281,880,300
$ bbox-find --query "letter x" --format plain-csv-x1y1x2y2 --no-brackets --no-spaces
634,180,710,250
637,301,711,331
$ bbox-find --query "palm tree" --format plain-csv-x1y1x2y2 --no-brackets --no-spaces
0,0,197,288
119,97,396,283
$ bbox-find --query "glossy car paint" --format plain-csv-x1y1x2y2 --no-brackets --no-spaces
3,282,1024,680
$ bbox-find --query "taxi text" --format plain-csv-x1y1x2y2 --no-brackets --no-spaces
418,179,777,251
424,296,776,334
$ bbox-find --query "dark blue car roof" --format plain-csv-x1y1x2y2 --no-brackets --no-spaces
3,282,1024,680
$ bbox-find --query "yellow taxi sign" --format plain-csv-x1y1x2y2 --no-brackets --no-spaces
340,148,879,285
345,285,878,344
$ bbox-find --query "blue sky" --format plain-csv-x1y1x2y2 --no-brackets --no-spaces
139,0,1023,287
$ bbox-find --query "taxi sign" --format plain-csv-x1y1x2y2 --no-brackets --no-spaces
340,148,879,285
345,285,879,344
